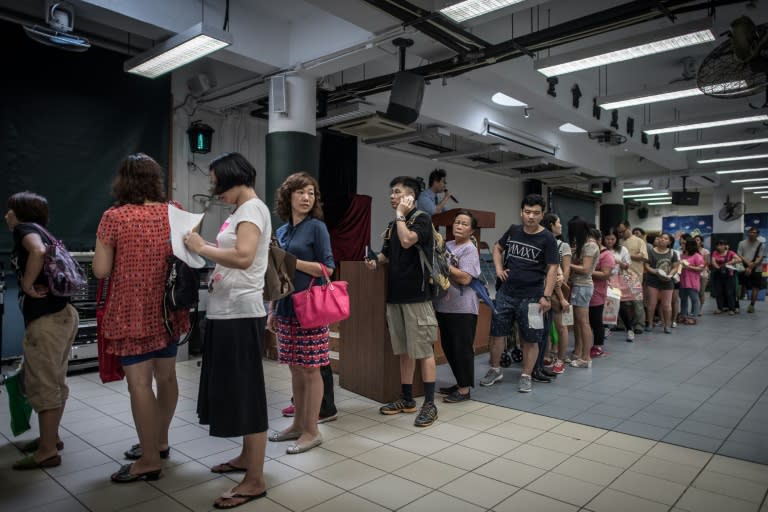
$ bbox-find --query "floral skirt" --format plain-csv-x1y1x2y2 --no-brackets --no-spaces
276,316,330,368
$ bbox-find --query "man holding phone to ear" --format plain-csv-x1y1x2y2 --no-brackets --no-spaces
365,176,439,427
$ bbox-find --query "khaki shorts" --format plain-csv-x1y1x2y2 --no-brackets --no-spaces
386,302,437,360
23,304,79,412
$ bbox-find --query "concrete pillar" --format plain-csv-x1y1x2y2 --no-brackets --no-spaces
265,73,319,223
600,179,624,233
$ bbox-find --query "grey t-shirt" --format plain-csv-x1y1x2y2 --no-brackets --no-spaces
571,241,599,287
737,238,765,265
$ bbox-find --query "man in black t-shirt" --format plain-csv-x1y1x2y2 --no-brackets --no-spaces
366,176,439,427
479,194,558,393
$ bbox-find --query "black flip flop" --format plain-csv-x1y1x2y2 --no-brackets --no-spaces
214,490,267,509
210,462,247,474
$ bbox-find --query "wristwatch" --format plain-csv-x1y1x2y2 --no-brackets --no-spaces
396,215,406,222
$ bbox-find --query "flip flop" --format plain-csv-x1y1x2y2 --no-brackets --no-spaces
210,462,247,474
214,489,267,509
20,439,64,453
12,454,62,470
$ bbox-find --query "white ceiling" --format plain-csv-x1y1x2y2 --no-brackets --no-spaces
2,0,767,193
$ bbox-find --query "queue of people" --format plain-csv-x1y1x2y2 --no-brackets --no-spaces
6,161,765,509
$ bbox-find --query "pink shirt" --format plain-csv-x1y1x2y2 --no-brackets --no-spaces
590,249,615,306
680,253,704,290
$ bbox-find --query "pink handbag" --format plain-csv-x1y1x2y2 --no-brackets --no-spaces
292,264,350,329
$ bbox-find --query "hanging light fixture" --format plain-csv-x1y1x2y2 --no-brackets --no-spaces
124,23,233,79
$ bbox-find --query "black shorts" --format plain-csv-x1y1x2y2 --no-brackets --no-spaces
742,269,764,290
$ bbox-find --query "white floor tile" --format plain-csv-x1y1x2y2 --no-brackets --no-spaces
609,470,686,505
552,456,624,486
676,486,758,512
394,456,466,487
352,444,422,472
352,474,431,510
390,432,453,456
586,488,669,512
399,490,486,512
526,472,604,507
629,454,702,486
267,474,344,511
459,432,521,456
305,492,388,512
474,457,547,487
312,459,385,490
502,443,571,470
75,481,164,512
693,469,768,504
439,471,518,509
494,489,579,512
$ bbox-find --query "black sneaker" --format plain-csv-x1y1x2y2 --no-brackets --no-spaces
379,396,418,415
414,402,438,427
531,370,552,383
443,390,470,403
438,385,458,395
539,367,558,379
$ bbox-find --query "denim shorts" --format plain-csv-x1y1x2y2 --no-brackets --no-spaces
570,285,594,308
119,342,178,366
490,293,544,344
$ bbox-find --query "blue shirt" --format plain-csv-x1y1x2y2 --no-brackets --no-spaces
417,188,439,216
275,217,335,317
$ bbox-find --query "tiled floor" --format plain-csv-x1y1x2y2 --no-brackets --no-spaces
466,299,768,465
2,345,768,511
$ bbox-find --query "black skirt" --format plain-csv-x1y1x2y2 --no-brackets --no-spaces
197,317,268,437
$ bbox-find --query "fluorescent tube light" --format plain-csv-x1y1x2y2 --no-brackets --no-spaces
754,190,768,194
623,186,653,192
731,177,768,183
675,137,768,151
698,154,768,164
559,123,587,133
441,0,526,23
492,92,527,107
535,19,714,77
760,196,768,199
648,201,672,205
636,196,672,202
124,23,233,78
744,185,768,190
623,192,671,198
598,81,748,110
644,111,768,135
716,167,768,175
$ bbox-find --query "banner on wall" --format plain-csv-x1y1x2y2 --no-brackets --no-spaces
662,215,714,250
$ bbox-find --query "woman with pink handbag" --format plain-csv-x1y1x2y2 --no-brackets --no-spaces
267,172,336,455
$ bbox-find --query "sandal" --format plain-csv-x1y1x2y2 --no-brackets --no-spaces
124,443,171,460
110,463,161,483
214,489,267,509
210,461,247,474
12,454,61,470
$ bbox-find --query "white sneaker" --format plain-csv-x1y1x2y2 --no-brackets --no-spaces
672,321,678,328
479,368,503,387
626,330,635,342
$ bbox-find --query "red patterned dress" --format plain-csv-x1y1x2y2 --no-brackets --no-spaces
96,203,190,356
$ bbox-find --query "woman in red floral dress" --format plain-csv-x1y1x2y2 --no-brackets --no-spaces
93,153,189,483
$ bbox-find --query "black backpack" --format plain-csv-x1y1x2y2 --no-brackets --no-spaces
162,256,199,344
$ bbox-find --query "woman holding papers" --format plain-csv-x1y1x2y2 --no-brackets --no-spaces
183,152,271,509
93,153,189,483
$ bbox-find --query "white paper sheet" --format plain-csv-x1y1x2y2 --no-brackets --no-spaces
528,303,544,329
168,204,206,268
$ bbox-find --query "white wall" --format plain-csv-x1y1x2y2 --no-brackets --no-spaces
357,145,526,249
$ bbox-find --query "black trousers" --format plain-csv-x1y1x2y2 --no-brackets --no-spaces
618,302,634,332
589,304,605,346
712,272,736,311
320,363,337,417
436,312,477,388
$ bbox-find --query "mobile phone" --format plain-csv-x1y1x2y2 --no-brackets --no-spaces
365,245,378,261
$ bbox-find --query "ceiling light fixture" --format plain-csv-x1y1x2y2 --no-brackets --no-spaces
559,123,587,133
623,186,653,192
623,192,672,198
744,185,768,190
535,19,714,77
698,154,768,164
754,190,768,194
440,0,526,23
643,110,768,135
648,201,672,205
635,196,672,202
597,80,748,110
124,23,233,78
715,167,768,175
675,137,768,151
731,177,768,183
492,92,527,106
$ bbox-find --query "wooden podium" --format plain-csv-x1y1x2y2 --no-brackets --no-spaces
338,261,423,403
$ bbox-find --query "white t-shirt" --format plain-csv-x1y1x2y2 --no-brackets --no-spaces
206,198,272,319
610,246,631,276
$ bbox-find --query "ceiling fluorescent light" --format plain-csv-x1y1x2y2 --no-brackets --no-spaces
675,137,768,152
483,119,558,156
648,201,672,205
441,0,525,23
698,153,768,164
623,192,671,198
623,186,653,192
559,123,587,133
535,19,714,77
716,167,768,175
644,110,768,135
124,23,233,78
636,196,672,202
744,185,768,190
731,177,768,183
492,92,527,107
598,80,747,110
754,190,768,193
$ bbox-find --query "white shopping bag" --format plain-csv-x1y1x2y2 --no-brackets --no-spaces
602,287,622,325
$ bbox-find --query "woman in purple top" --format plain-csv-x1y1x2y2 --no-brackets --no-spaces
434,210,481,403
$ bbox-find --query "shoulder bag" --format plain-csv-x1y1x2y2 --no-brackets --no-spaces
264,237,297,302
292,263,349,329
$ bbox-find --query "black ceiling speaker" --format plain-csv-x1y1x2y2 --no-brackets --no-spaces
384,38,424,125
637,206,649,219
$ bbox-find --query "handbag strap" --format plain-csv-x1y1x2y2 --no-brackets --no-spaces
96,278,112,307
302,263,332,292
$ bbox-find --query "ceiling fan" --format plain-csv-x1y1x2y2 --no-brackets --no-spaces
697,16,767,99
718,194,746,222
